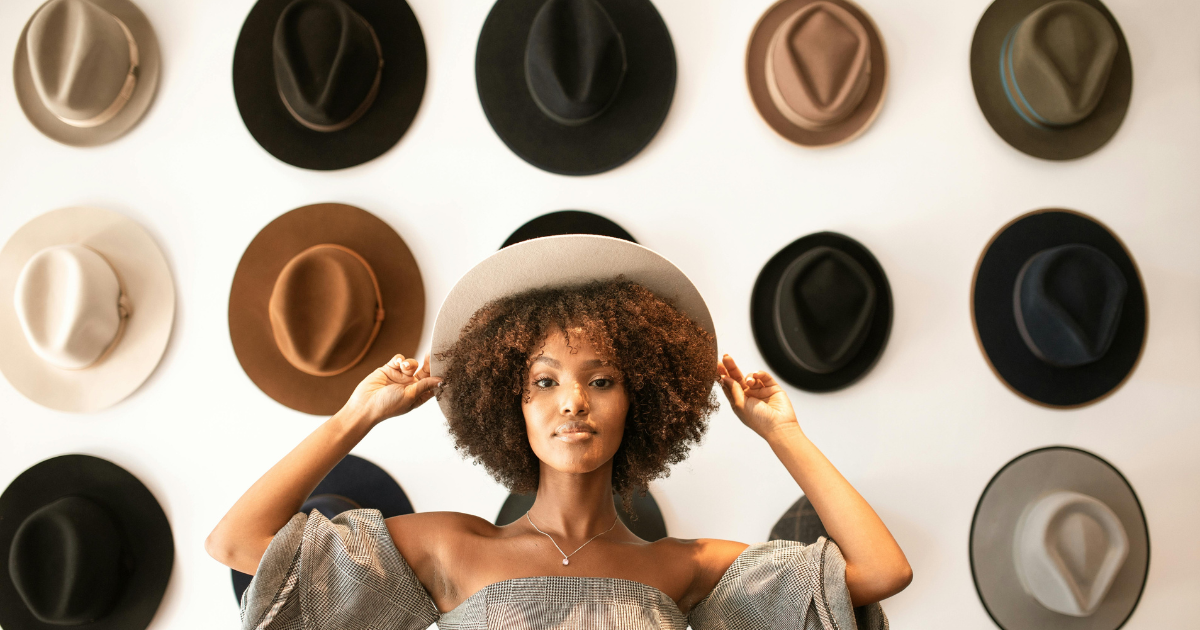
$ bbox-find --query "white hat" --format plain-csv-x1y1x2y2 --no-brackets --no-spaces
0,207,175,412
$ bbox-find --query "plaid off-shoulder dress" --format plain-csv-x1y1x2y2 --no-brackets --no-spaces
240,511,888,630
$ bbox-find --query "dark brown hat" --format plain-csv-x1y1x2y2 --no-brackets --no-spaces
970,0,1132,160
229,203,424,415
747,0,888,147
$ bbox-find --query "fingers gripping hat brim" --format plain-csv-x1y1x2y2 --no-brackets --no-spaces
14,0,161,147
233,0,427,170
0,207,175,413
475,0,677,176
970,0,1132,160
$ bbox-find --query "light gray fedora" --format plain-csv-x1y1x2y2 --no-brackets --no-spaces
14,0,161,146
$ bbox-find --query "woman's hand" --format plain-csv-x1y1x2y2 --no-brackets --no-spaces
342,354,441,425
718,354,799,439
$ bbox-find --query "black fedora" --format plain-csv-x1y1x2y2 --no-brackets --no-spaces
230,454,413,602
751,232,893,392
970,0,1132,160
972,209,1146,408
476,0,677,176
233,0,427,170
496,491,667,541
0,455,173,630
501,210,637,248
769,495,829,545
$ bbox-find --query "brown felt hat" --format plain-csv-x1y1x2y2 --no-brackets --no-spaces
228,203,424,415
970,0,1132,160
747,0,888,148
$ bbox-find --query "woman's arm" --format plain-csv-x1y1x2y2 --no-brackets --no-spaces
718,355,912,606
205,354,440,575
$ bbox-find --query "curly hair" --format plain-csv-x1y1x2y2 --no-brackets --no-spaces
437,279,718,511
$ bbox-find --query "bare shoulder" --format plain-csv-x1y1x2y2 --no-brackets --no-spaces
651,537,750,612
384,512,499,568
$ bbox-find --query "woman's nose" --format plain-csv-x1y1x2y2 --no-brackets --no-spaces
560,382,589,415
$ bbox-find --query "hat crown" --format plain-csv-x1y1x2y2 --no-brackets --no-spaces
767,1,871,130
774,246,876,374
26,0,137,125
8,496,127,624
1003,0,1117,127
525,0,628,125
302,493,360,519
15,244,127,370
269,244,384,377
273,0,383,132
1015,490,1129,616
1014,244,1127,368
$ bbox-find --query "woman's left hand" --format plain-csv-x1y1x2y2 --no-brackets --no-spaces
718,354,799,439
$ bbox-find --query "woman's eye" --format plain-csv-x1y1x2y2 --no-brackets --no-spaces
534,378,556,388
591,378,613,388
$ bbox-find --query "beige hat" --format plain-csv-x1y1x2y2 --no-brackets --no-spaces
0,207,175,412
13,0,161,146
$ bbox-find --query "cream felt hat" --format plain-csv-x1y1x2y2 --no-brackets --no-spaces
0,207,175,412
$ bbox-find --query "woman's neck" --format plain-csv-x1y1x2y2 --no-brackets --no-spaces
527,460,620,541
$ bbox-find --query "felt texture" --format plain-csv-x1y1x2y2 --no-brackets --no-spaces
501,210,636,248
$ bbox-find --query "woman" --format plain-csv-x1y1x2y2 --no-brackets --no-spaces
207,252,911,629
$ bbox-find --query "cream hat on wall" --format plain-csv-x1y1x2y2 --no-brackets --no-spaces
0,207,175,412
13,0,161,146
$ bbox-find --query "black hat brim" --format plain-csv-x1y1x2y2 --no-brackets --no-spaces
231,454,412,601
972,210,1146,408
476,0,676,176
501,210,637,248
233,0,427,171
751,232,893,392
970,0,1132,161
496,491,667,542
0,455,174,630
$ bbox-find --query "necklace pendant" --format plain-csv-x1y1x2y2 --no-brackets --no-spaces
562,558,569,566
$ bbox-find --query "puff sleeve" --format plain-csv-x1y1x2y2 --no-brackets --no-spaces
687,538,887,630
239,510,440,630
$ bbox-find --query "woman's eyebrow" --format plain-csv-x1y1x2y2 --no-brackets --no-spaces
532,356,561,368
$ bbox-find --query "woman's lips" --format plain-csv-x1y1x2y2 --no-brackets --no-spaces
554,421,595,443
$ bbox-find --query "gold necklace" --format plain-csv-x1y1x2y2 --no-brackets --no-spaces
526,511,619,566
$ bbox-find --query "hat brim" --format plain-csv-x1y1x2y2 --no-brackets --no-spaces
970,447,1149,630
746,0,888,148
496,491,667,541
228,204,425,415
13,0,160,147
232,0,427,171
232,454,411,601
430,235,714,414
970,0,1132,161
751,232,892,392
501,210,637,248
971,209,1146,408
475,0,677,176
0,455,174,630
0,207,175,413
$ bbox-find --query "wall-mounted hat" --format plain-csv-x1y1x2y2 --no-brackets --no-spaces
971,447,1148,630
431,235,714,413
231,454,411,602
972,209,1145,408
769,495,829,544
233,0,427,170
747,0,887,148
228,203,424,415
970,0,1131,160
476,0,676,176
501,210,636,248
0,455,173,630
751,232,892,392
496,491,667,541
0,207,175,413
14,0,160,147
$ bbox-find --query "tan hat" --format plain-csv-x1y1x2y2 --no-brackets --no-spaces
0,207,175,412
13,0,161,147
228,203,424,415
747,0,888,147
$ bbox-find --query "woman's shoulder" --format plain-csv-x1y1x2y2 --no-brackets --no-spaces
648,537,751,614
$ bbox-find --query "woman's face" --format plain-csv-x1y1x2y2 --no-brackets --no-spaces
523,328,628,475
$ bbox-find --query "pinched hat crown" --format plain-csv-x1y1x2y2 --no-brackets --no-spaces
773,246,876,374
766,1,872,130
26,0,140,128
525,0,629,125
273,0,384,132
1001,0,1117,128
268,244,384,377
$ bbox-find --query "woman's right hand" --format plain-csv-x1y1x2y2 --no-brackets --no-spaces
342,354,442,425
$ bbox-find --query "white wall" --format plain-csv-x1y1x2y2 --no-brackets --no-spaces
2,0,1198,627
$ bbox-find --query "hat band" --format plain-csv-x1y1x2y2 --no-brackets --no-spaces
999,25,1058,131
54,17,140,129
63,247,133,371
278,15,384,133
